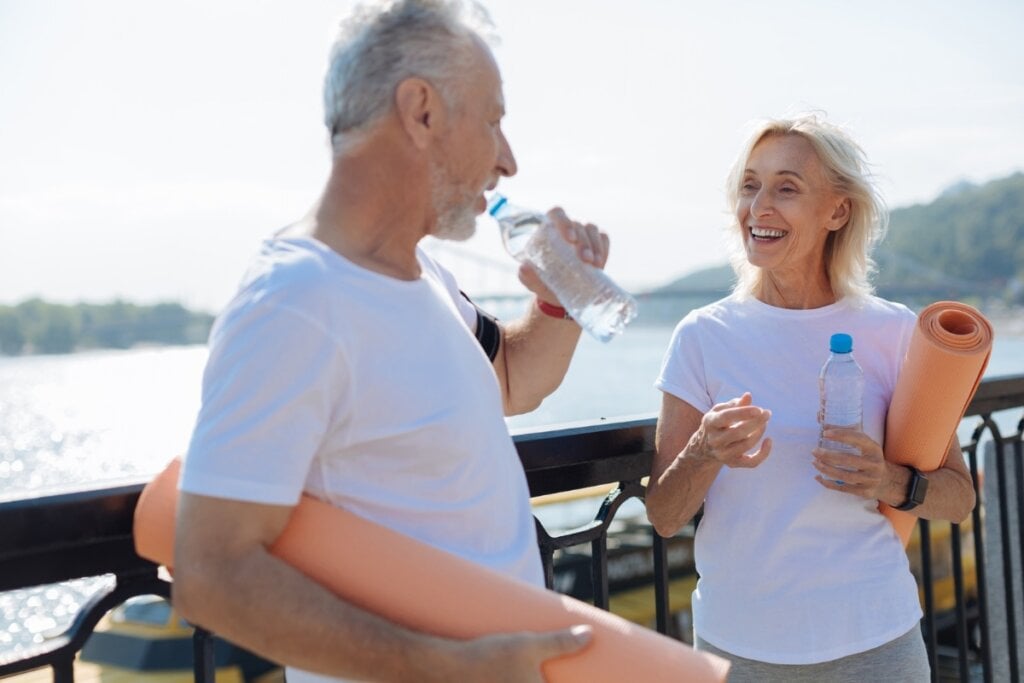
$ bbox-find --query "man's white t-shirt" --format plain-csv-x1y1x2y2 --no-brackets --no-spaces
656,294,923,664
181,235,542,682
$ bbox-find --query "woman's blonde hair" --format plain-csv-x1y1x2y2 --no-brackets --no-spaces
725,113,888,300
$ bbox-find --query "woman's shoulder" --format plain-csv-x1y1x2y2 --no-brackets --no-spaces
851,294,917,324
674,294,745,330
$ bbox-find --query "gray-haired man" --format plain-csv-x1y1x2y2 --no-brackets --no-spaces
172,1,610,681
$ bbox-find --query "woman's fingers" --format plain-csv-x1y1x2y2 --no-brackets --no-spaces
813,428,889,498
700,394,772,467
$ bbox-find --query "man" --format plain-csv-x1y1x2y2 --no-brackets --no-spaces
172,1,611,681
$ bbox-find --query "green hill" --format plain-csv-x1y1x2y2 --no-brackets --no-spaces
652,171,1024,307
656,263,735,292
875,172,1024,303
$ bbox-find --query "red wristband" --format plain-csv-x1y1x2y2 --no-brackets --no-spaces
536,299,573,321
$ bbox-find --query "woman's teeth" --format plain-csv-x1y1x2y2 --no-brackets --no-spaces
751,227,786,239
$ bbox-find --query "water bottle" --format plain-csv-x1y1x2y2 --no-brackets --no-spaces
818,333,864,470
486,194,638,342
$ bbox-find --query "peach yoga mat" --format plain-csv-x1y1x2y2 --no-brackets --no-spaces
881,301,992,545
134,459,729,682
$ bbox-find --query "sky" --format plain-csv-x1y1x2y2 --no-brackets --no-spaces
1,0,1022,313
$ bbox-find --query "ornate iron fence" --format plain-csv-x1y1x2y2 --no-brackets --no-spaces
1,374,1022,682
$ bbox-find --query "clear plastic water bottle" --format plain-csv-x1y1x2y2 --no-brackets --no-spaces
487,194,638,342
818,333,864,467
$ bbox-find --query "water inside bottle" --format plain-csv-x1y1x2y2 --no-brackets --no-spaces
487,193,543,260
485,192,639,343
497,212,542,260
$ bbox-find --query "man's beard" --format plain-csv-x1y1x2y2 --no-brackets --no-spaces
429,160,479,242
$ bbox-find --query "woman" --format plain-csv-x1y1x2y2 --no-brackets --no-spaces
646,114,976,682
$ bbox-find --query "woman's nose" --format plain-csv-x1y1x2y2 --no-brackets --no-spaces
750,189,772,216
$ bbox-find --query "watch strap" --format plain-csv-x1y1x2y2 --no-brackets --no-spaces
536,299,573,321
895,466,928,511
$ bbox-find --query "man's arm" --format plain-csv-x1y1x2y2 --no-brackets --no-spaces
490,208,609,416
173,492,590,683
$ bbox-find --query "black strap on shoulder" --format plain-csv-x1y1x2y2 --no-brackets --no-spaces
461,291,501,362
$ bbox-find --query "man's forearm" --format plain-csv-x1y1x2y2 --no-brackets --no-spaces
497,301,582,415
174,545,459,682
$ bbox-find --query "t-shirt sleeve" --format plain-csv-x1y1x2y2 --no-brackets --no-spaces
654,314,713,414
897,306,918,368
180,300,347,505
417,247,478,332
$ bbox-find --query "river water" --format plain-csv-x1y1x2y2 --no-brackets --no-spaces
1,317,1022,655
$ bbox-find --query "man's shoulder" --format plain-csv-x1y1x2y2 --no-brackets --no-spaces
234,237,353,307
209,237,348,338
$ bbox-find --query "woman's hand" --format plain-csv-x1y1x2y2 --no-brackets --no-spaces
690,392,772,468
647,392,771,537
812,428,894,500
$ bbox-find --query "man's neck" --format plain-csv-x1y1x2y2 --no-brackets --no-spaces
311,129,432,281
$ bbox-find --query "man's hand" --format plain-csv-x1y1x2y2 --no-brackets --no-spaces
518,207,609,304
450,625,593,682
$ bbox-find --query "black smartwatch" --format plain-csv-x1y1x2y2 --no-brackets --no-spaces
895,466,929,511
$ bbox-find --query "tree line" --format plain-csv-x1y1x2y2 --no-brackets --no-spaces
873,171,1024,305
0,299,214,356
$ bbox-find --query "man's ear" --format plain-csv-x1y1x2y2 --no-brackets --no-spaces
395,77,443,150
827,197,852,231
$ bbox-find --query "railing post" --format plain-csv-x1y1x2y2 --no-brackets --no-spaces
534,518,557,590
951,523,969,682
52,657,74,683
652,532,670,635
967,439,993,683
920,519,937,680
1014,433,1024,679
995,436,1020,682
192,626,216,683
590,535,610,611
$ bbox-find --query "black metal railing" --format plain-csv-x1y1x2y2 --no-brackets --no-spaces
1,374,1022,682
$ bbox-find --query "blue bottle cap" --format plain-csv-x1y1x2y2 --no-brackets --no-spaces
830,333,853,353
486,194,508,216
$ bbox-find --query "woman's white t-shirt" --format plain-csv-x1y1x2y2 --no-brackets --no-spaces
656,294,922,664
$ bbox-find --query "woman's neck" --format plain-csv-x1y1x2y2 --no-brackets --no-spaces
755,269,837,310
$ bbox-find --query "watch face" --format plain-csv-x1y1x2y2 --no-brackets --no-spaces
912,473,929,504
897,469,928,510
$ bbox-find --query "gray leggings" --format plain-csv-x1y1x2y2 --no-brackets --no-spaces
696,626,930,683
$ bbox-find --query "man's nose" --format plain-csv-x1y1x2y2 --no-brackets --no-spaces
497,129,517,178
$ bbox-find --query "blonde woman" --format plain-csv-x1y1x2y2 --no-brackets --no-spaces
646,114,975,682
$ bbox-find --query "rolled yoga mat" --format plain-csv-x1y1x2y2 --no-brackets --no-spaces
882,301,993,546
134,459,730,682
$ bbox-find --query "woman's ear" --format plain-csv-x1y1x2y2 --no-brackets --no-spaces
827,197,852,231
395,77,444,150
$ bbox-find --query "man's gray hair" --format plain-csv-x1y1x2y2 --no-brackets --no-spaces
324,0,494,153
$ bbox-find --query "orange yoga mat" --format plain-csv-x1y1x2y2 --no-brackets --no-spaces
134,459,729,682
882,301,992,545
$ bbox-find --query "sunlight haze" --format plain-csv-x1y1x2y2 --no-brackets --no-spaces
1,0,1022,312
